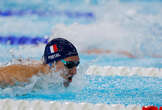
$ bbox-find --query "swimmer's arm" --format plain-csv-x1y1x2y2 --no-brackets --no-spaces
0,64,48,85
83,49,136,58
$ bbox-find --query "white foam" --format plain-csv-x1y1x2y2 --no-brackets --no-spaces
86,65,162,77
0,64,154,109
0,17,52,36
0,99,142,110
49,1,162,57
1,1,162,57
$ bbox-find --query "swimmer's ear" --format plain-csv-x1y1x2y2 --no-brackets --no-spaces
52,61,57,68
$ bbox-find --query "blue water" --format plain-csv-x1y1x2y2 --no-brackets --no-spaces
0,0,162,107
80,54,162,68
121,0,162,2
0,75,161,107
1,0,162,57
0,48,162,68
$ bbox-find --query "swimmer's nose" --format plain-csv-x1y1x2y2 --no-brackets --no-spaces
69,67,77,75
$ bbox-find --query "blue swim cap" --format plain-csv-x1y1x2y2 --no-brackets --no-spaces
43,38,78,64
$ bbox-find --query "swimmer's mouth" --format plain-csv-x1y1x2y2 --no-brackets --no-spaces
63,76,73,88
68,76,73,82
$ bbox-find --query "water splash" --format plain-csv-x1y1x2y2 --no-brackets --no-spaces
50,1,162,57
0,59,88,97
0,0,162,57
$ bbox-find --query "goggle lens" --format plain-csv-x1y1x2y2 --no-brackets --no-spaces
61,60,80,69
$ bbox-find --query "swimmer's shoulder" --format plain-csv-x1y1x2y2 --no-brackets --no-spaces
0,59,42,74
15,58,42,65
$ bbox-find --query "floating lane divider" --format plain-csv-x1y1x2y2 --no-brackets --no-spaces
86,66,162,77
0,10,95,19
0,36,48,45
0,99,141,110
0,99,161,110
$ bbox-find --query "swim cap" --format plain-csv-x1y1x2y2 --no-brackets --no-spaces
43,38,78,64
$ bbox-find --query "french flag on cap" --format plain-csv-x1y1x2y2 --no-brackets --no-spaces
50,44,58,53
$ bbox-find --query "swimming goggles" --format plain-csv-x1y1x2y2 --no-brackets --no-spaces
61,60,80,69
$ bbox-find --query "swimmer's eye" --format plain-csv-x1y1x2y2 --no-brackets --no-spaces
61,60,80,69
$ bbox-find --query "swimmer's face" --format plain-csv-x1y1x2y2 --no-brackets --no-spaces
51,56,80,87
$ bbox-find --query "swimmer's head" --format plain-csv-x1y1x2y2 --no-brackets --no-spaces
43,38,79,64
43,38,80,87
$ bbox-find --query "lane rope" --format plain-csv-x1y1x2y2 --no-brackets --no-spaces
0,36,48,45
0,10,95,19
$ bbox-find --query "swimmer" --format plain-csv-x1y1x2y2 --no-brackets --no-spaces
0,38,80,87
83,49,136,58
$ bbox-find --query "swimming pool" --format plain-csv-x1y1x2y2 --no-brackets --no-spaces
0,0,162,109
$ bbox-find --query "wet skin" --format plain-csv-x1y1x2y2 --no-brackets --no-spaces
50,56,80,87
0,56,80,87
